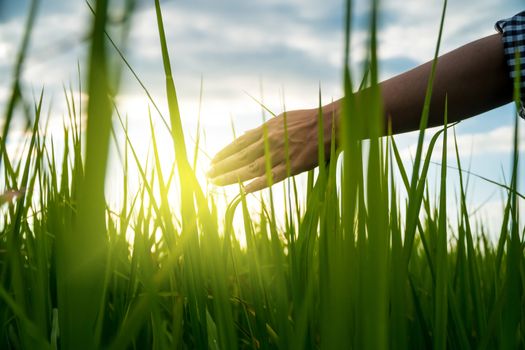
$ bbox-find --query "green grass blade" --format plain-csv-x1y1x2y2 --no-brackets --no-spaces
433,97,448,350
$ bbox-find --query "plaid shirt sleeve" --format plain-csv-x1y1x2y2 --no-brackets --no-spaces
495,11,525,119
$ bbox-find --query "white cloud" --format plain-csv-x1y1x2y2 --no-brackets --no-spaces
0,17,24,71
372,0,522,78
400,124,525,162
0,84,8,102
0,40,11,61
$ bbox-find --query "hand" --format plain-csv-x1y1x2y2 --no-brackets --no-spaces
207,104,339,193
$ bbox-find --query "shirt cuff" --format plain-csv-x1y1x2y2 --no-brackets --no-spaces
495,11,525,119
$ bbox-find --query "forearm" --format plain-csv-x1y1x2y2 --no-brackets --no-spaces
329,33,513,137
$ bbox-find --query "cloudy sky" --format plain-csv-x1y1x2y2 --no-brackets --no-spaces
0,0,523,235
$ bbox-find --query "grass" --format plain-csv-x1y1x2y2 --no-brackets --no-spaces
0,0,524,349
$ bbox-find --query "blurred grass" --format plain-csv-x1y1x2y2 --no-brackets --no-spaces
0,0,524,349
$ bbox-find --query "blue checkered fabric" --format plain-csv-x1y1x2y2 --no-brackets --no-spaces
496,11,525,119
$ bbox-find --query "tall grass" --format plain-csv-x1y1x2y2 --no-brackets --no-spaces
0,0,523,349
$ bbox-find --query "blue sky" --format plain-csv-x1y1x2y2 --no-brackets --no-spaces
0,0,523,235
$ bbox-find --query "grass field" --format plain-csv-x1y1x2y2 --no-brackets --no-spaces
0,0,524,349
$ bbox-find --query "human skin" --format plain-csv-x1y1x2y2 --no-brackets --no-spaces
207,33,514,193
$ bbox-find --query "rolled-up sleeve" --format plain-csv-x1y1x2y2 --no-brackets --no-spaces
495,11,525,119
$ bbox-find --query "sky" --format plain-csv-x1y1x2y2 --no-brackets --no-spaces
0,0,523,237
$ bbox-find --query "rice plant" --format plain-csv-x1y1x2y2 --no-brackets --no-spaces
0,0,523,349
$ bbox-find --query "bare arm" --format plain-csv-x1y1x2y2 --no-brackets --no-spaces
328,33,513,135
208,33,513,192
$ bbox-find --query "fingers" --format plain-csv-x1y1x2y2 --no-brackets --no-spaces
207,116,292,190
210,127,262,165
210,157,267,186
245,163,288,193
209,148,286,185
207,139,264,178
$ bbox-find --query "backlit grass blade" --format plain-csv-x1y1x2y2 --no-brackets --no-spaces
453,128,488,342
193,76,204,170
113,106,164,226
389,139,407,349
433,97,448,350
317,86,326,183
154,0,192,182
6,90,44,349
403,0,447,262
1,0,524,348
85,0,172,133
0,285,50,349
58,0,113,346
148,108,177,247
501,48,522,349
361,1,389,349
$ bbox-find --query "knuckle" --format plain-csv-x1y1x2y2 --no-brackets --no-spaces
238,149,247,161
274,168,285,182
234,137,245,147
250,161,264,175
248,162,259,175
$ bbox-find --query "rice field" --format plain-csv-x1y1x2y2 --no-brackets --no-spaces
0,0,523,349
